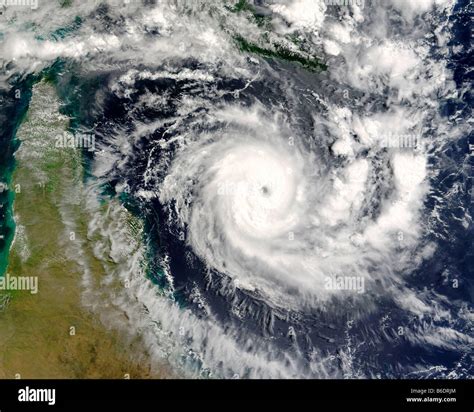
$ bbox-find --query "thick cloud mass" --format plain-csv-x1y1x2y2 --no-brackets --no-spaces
158,104,428,309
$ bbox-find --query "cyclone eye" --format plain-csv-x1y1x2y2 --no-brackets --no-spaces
260,185,270,196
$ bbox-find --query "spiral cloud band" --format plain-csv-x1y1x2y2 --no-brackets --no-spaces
158,103,429,309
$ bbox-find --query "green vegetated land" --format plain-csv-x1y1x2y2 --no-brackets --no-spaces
235,35,327,71
230,0,327,71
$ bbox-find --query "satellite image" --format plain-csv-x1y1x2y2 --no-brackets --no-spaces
0,0,472,406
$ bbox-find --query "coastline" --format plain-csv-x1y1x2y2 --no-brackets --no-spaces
0,79,172,378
